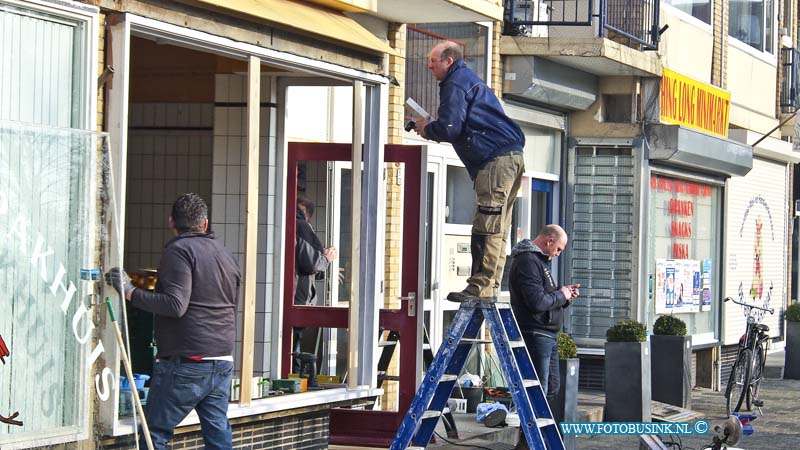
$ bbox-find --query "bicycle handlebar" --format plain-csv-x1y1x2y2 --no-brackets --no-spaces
724,296,775,314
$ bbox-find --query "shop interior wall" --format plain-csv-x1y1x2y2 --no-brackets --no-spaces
125,38,277,379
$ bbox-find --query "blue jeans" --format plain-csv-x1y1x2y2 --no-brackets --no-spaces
142,358,233,450
522,331,559,399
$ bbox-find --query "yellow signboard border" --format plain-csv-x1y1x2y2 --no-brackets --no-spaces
660,69,731,138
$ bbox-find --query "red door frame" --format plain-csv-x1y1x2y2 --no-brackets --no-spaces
283,142,425,447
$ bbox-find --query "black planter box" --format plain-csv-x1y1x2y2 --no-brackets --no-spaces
786,322,800,379
651,335,692,408
551,358,579,423
604,341,651,422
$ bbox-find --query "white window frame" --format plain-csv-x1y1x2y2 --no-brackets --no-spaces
0,0,98,448
660,0,714,30
728,0,780,59
104,12,389,437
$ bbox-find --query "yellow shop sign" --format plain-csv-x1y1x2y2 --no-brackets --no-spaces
660,69,730,138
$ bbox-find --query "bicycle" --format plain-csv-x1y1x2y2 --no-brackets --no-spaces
723,283,774,416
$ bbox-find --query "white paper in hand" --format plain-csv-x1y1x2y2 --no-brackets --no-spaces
405,97,430,120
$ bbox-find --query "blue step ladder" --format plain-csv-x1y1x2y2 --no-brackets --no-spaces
390,299,565,450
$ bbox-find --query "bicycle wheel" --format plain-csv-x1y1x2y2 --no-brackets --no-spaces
747,344,764,410
725,348,752,415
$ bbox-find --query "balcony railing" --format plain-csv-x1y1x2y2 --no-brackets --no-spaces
503,0,660,51
781,47,800,113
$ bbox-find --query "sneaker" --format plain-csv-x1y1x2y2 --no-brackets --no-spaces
446,289,482,303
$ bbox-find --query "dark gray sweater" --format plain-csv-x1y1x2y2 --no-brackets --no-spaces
131,231,241,358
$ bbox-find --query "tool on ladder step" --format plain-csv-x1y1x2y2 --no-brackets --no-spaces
390,299,565,450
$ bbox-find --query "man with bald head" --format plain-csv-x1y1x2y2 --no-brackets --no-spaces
508,225,580,449
414,40,526,302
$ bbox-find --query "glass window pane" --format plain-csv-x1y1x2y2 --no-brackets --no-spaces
647,175,720,339
337,169,352,304
0,122,95,441
445,166,475,225
405,23,489,125
0,5,87,128
424,173,435,300
729,0,766,51
663,0,712,24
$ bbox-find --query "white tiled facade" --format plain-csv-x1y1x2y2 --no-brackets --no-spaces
212,74,277,378
124,75,278,379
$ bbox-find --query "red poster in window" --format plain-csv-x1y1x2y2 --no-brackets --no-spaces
0,333,24,427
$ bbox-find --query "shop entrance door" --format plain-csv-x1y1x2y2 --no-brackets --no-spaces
283,142,426,447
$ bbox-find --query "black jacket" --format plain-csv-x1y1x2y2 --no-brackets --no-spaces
509,239,569,335
424,60,525,180
294,209,330,305
131,231,241,358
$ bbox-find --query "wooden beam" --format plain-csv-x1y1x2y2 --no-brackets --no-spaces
348,80,363,389
239,55,261,405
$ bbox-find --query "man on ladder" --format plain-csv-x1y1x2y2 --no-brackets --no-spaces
411,40,525,303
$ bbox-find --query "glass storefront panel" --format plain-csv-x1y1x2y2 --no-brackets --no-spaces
647,174,721,342
0,122,97,442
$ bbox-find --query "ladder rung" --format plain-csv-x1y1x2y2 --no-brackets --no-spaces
510,340,526,348
408,447,425,450
423,343,431,350
421,410,442,419
379,375,399,381
495,303,512,309
522,379,541,387
440,375,458,382
537,418,556,428
460,338,491,344
378,340,397,347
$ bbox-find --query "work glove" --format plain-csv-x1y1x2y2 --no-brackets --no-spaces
105,267,135,299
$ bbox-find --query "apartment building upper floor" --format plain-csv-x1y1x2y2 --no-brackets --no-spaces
500,0,798,135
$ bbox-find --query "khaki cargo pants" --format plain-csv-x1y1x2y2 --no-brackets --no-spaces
468,152,525,297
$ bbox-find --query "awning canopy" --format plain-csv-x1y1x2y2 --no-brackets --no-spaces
191,0,396,55
645,124,753,177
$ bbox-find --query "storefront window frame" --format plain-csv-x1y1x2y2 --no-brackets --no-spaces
646,167,725,346
0,1,98,448
105,12,391,437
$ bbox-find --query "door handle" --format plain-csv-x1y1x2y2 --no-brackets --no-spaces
398,292,416,317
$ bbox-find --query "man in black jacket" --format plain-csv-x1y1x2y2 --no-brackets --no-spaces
509,225,579,450
293,197,336,371
414,40,525,302
106,193,241,450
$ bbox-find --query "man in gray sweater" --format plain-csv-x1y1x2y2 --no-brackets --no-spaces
106,193,241,450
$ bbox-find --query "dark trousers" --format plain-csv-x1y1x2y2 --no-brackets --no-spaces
142,358,233,450
522,331,559,400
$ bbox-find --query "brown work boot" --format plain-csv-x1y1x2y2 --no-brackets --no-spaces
514,428,530,450
446,286,481,303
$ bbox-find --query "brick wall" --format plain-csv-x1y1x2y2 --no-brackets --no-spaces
97,409,330,450
491,21,503,97
381,21,407,412
711,0,728,89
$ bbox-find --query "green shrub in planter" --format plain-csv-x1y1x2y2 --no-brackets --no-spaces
786,303,800,322
606,319,647,342
558,332,578,359
653,315,687,336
